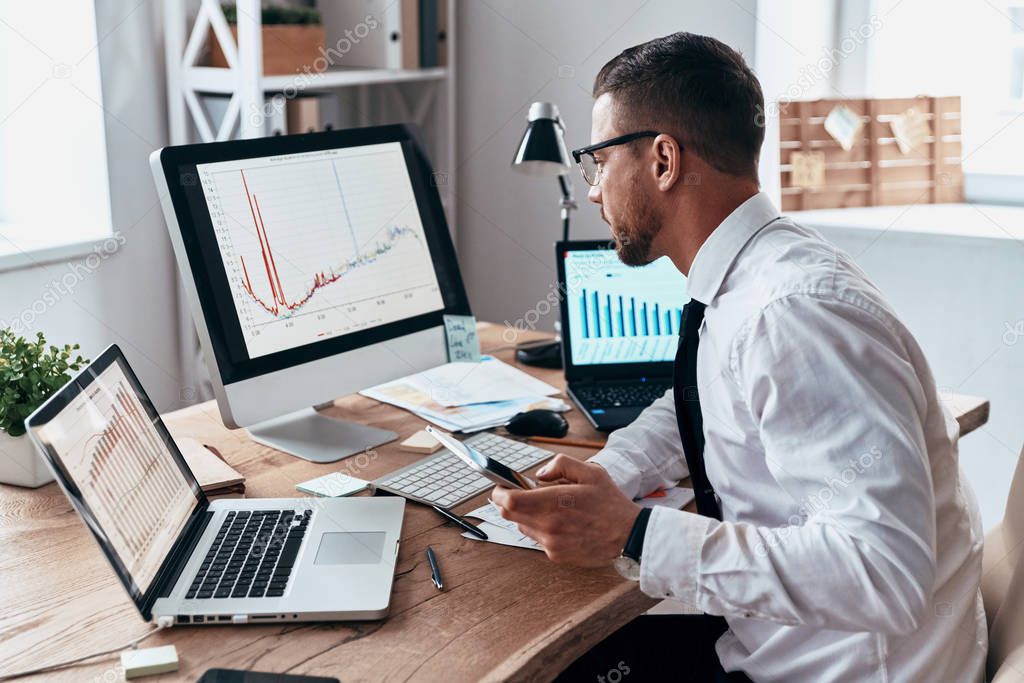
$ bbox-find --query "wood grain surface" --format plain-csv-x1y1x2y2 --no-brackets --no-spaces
0,323,990,681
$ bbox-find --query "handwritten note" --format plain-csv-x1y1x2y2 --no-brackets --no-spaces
890,107,931,154
790,151,826,189
443,314,480,362
824,105,863,152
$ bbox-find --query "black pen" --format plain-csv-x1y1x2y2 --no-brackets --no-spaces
431,504,489,540
426,545,443,590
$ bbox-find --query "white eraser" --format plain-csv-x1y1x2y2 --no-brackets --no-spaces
121,644,179,679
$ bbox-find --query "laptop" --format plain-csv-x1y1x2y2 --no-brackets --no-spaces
25,345,405,625
556,240,689,431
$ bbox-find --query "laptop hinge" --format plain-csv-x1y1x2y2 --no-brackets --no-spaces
155,510,214,599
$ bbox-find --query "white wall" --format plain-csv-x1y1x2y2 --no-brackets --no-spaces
454,0,757,334
802,208,1024,531
0,1,182,410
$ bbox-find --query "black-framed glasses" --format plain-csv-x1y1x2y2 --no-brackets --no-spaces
571,131,659,185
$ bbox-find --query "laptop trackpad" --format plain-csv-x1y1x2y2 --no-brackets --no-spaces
314,532,385,565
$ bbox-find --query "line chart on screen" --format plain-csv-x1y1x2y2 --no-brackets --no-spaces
197,142,444,358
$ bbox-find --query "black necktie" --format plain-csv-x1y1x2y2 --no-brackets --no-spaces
673,299,722,520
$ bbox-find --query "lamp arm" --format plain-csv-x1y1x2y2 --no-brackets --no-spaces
557,174,577,242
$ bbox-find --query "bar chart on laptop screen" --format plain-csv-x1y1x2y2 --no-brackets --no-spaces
563,250,688,365
196,142,444,359
35,362,195,593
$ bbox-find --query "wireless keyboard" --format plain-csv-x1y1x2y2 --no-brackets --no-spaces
373,432,554,508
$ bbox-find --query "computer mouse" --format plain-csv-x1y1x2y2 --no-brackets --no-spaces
505,409,569,438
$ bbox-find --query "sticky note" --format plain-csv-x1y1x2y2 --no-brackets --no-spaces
890,107,931,154
296,472,371,497
400,430,443,454
790,151,826,189
443,314,480,362
824,105,863,152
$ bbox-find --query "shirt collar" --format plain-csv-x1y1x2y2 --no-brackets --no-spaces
686,191,779,305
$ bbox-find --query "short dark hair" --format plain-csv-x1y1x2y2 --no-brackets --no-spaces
593,32,765,179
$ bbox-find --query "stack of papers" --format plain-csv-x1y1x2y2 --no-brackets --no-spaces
360,356,568,432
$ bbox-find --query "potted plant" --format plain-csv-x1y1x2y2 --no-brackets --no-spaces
0,330,86,488
208,2,326,76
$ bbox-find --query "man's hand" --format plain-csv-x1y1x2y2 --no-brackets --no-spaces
490,454,642,567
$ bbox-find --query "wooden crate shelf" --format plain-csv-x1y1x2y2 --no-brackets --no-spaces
778,96,963,211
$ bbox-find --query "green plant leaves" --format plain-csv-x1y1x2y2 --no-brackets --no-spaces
0,329,88,438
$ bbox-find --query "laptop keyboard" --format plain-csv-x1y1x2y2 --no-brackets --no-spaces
572,382,671,409
186,508,311,600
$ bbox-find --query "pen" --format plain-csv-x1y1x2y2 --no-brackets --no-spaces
426,545,443,590
431,504,489,540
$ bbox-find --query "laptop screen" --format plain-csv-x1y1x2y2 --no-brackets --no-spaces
562,247,688,367
29,351,201,599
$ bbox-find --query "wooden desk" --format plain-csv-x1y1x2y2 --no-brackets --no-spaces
0,323,991,681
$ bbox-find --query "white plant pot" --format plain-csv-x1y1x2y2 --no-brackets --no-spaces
0,431,54,488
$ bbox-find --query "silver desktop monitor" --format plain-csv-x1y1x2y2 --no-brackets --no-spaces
150,124,470,462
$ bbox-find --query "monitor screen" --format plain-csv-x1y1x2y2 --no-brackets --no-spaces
195,142,445,360
157,125,470,388
30,357,199,596
563,249,688,366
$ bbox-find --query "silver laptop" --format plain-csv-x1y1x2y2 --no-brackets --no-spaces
25,344,405,625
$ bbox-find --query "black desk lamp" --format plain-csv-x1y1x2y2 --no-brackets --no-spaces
511,102,577,368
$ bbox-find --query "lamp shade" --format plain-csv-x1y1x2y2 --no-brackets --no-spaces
512,102,571,177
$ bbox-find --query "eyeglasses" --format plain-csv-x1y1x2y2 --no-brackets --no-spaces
571,131,659,186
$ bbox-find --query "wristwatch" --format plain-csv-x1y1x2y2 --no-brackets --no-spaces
613,507,652,582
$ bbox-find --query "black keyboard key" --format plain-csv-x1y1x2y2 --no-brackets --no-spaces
214,587,231,598
197,589,213,599
266,588,285,597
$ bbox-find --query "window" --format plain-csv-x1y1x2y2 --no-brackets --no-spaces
0,2,113,270
867,0,1024,180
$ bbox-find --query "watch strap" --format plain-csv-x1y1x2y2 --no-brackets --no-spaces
622,507,652,562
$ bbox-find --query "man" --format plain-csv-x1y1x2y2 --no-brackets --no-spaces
492,32,986,682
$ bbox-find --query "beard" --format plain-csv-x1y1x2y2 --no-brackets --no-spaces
610,175,662,267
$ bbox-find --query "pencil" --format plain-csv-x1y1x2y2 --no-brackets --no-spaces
527,436,607,449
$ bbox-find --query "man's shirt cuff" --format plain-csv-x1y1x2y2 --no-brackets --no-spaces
639,506,714,605
589,449,644,500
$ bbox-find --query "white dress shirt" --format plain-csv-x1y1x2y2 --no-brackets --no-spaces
591,192,987,682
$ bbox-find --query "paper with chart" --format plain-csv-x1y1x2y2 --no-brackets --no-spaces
359,355,566,431
196,142,444,359
463,502,543,551
461,487,695,550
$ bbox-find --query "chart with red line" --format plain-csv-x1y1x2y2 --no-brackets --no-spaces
35,362,195,593
196,142,444,358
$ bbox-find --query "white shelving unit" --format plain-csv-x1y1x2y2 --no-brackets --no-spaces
162,0,457,230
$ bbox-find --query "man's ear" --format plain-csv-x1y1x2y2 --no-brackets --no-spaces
650,133,682,192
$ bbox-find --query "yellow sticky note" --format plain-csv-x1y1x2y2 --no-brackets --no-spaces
890,107,931,154
790,151,826,189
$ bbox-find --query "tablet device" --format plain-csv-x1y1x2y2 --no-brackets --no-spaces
425,427,537,490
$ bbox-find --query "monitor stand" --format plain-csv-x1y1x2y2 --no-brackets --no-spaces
246,405,397,463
